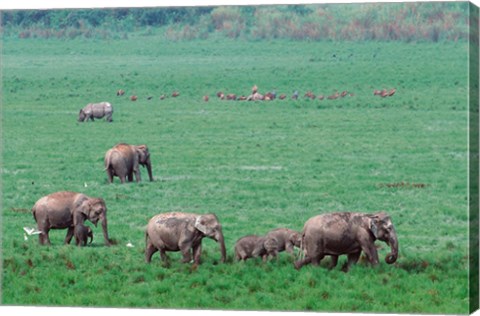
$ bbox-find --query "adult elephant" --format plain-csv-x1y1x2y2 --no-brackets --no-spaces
78,102,113,122
31,191,111,246
294,212,398,271
145,212,226,265
104,143,153,183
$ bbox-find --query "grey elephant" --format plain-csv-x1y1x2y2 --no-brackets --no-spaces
78,102,113,122
31,191,111,246
145,212,226,265
234,235,279,261
265,228,302,256
74,224,93,246
294,212,399,271
104,143,153,183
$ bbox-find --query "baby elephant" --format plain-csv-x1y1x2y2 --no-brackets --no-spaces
265,228,302,256
74,224,93,246
234,235,279,262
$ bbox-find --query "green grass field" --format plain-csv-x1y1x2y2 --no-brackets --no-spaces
1,34,471,313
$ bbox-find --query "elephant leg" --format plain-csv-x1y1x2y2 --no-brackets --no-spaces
134,168,141,183
192,244,202,265
160,249,169,263
342,251,361,272
145,243,158,263
285,244,294,255
361,244,379,266
119,174,127,184
179,241,193,263
329,255,339,270
39,231,51,245
106,170,114,183
64,227,74,244
311,254,324,266
181,249,192,263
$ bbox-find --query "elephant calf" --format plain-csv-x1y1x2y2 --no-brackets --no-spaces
74,224,93,246
265,228,302,256
234,235,279,262
78,102,113,122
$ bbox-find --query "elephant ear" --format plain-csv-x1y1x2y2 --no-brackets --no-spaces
369,215,380,239
194,216,208,235
135,146,150,163
74,199,90,225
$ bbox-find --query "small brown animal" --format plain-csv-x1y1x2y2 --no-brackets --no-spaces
130,95,137,101
234,235,279,261
172,91,180,97
265,92,276,100
328,92,340,100
117,89,125,96
374,89,388,97
226,94,237,100
388,88,396,96
304,91,315,99
203,95,209,102
159,95,166,100
279,94,286,100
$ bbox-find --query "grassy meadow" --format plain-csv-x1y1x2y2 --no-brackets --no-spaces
1,32,471,313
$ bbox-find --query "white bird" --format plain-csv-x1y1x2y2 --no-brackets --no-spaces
24,234,28,241
84,182,88,188
126,242,134,248
23,227,42,235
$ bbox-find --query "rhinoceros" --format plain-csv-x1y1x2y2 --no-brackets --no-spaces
78,102,113,122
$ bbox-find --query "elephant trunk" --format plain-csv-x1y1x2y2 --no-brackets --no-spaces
146,160,153,182
215,232,227,263
101,215,111,246
88,232,94,244
385,231,399,264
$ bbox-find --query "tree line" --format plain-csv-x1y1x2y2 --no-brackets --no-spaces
0,3,471,42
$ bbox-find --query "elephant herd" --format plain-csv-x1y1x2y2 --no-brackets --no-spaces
34,99,400,271
31,188,399,271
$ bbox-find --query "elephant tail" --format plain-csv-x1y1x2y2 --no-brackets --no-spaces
104,150,113,171
32,206,37,222
144,227,150,244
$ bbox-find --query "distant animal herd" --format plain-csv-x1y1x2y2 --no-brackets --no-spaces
116,85,396,104
78,85,397,123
